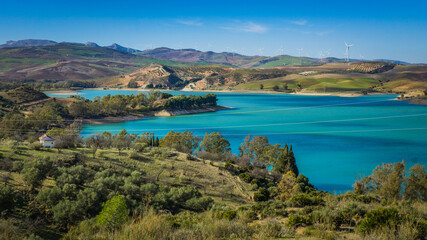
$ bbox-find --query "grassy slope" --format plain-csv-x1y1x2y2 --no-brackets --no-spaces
1,143,426,239
235,73,379,92
0,144,253,208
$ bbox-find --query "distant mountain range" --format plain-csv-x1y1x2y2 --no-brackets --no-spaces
0,39,142,54
0,39,416,66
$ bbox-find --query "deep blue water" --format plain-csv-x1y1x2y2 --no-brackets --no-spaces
47,90,427,193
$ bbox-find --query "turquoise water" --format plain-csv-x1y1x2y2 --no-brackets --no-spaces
47,90,427,193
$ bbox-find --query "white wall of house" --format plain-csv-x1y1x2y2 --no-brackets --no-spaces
41,140,54,148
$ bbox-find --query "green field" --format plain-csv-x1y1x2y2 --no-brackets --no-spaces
235,76,379,92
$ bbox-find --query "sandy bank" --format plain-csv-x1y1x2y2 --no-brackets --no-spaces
155,105,232,116
44,90,83,95
82,105,231,124
182,88,367,97
395,91,427,105
397,97,427,106
289,91,364,97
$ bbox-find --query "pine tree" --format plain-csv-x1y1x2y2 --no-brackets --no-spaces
287,145,299,176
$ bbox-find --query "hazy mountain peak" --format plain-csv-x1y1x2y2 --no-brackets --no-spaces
106,43,142,53
85,42,100,47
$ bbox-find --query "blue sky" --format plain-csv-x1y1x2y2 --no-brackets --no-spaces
1,0,426,63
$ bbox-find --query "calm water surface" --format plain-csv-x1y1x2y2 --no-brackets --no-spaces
47,90,427,193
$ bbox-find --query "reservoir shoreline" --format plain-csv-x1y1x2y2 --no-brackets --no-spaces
82,105,232,125
46,88,427,105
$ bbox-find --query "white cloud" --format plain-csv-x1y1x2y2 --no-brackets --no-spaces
290,20,308,26
175,19,203,26
222,21,268,33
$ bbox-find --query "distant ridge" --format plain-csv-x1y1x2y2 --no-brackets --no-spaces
138,47,261,66
0,39,57,48
105,43,142,53
373,59,411,65
0,39,421,66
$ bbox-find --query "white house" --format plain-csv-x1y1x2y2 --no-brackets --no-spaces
39,134,55,148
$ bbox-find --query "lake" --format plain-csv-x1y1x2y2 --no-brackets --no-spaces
47,89,427,193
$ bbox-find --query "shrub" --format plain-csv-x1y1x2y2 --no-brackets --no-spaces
253,188,269,202
240,210,258,222
303,226,337,240
133,143,147,152
37,186,63,208
0,185,15,214
251,178,259,185
238,173,252,183
96,195,129,229
311,207,344,230
197,217,253,239
224,161,233,171
185,196,214,212
8,140,19,153
21,157,55,189
29,142,42,150
0,158,12,171
287,193,324,207
12,161,23,172
0,218,22,239
53,200,83,227
258,219,283,238
415,220,427,240
250,183,259,191
287,213,311,228
357,207,400,234
170,186,201,205
222,210,237,220
129,150,139,160
253,200,288,219
339,202,367,226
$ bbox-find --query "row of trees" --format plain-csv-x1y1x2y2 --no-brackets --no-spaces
0,91,218,140
83,130,297,174
260,83,299,92
68,91,218,118
354,161,426,201
239,135,298,175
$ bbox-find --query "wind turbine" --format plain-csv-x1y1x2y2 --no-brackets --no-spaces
345,42,353,62
297,48,303,65
297,48,303,58
258,48,264,56
231,48,236,58
278,46,284,56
